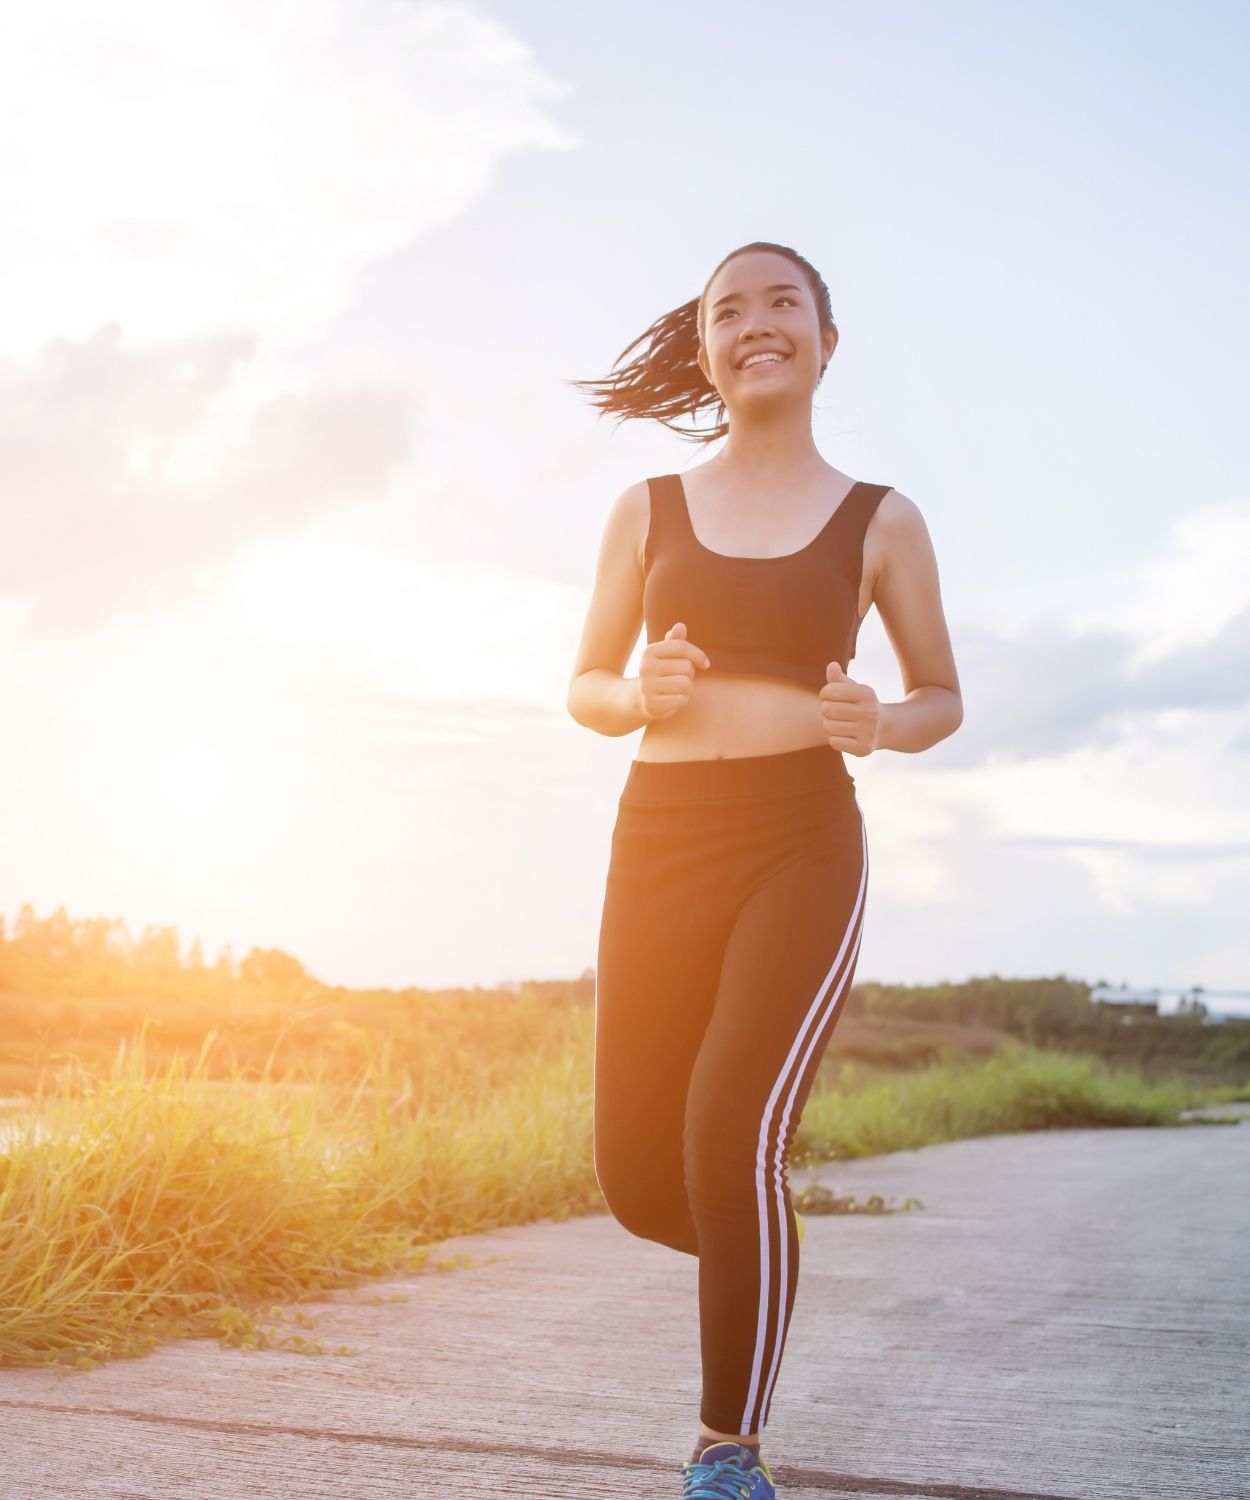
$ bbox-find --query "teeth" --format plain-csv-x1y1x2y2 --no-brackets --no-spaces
742,353,785,368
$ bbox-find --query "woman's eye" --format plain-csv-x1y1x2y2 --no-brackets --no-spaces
717,296,796,322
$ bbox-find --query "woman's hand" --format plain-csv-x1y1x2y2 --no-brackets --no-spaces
819,661,882,756
639,622,711,722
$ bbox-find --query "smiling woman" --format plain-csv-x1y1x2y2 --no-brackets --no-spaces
563,240,963,1495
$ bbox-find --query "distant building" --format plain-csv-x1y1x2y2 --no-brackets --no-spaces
1090,986,1160,1021
1090,985,1250,1025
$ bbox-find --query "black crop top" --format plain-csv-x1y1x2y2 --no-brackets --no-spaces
641,473,892,692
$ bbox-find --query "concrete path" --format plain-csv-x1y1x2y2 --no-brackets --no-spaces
1,1120,1247,1499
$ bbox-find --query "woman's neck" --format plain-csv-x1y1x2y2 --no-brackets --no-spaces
712,410,825,476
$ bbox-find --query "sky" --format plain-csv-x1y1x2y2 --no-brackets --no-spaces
2,0,1248,995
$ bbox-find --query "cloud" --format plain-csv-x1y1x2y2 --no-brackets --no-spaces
900,497,1250,767
0,322,414,634
935,603,1250,768
1071,497,1250,666
0,0,582,635
1002,834,1250,860
0,0,578,353
1122,602,1250,713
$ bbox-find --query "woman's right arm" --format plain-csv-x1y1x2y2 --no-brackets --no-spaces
566,480,653,737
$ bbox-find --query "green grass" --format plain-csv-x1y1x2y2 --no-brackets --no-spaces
0,1023,1238,1370
793,1048,1214,1165
0,1020,598,1370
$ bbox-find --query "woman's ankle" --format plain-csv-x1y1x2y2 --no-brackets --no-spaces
691,1429,761,1463
699,1428,759,1447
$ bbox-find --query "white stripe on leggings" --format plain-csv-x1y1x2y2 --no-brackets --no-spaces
740,812,869,1434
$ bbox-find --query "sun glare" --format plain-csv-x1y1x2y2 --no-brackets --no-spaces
128,704,257,840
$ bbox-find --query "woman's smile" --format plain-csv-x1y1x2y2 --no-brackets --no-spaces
738,352,792,374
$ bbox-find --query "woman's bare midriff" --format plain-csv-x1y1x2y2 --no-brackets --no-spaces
636,573,877,762
635,673,832,761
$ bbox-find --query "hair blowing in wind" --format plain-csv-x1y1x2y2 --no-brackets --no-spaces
565,240,837,445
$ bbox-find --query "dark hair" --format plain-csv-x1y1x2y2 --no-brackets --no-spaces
566,241,836,446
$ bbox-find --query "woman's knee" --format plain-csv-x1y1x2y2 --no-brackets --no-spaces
594,1151,697,1253
595,1150,657,1234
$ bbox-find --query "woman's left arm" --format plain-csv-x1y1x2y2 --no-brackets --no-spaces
862,490,963,755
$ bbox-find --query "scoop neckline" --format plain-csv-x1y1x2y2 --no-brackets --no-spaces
672,472,864,561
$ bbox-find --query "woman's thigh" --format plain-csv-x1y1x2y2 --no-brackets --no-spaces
683,809,869,1193
593,806,742,1223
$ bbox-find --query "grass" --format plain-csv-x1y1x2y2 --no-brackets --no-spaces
0,1019,598,1370
0,1021,1239,1370
791,1047,1215,1165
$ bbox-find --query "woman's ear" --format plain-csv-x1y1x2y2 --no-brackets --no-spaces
823,325,839,366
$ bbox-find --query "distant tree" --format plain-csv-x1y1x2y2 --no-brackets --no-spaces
214,944,237,983
136,924,181,973
238,947,307,989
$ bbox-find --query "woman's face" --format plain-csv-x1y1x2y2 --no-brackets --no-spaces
698,250,837,409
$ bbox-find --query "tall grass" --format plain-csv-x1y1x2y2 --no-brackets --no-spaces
0,1020,597,1370
793,1048,1205,1165
0,1023,1234,1370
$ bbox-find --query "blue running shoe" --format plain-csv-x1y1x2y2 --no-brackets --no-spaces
681,1441,776,1498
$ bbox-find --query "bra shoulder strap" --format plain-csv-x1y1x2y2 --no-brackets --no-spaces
643,474,687,558
841,481,892,527
830,482,893,588
837,482,892,542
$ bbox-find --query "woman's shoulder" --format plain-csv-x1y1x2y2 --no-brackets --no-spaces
861,485,928,593
874,486,928,533
599,477,659,574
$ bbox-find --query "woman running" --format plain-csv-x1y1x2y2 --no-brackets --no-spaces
565,240,963,1498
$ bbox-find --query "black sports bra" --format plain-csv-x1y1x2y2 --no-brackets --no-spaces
641,473,892,692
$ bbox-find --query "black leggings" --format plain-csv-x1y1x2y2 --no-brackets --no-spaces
593,743,869,1437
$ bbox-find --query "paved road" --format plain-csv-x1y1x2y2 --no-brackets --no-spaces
1,1121,1247,1499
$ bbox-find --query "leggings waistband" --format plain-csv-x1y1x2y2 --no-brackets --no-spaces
621,743,854,804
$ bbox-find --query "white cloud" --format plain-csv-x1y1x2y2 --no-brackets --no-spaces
884,493,1250,769
0,0,577,354
0,0,582,635
1069,495,1250,666
0,323,415,634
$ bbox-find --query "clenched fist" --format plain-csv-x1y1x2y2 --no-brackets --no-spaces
819,661,882,756
639,622,711,722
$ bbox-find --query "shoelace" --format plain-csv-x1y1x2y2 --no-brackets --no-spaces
679,1452,758,1499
